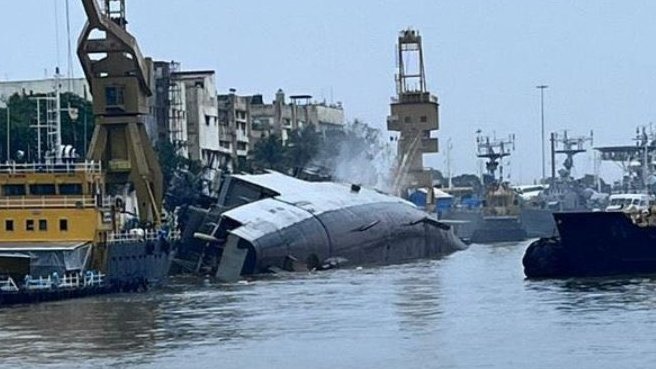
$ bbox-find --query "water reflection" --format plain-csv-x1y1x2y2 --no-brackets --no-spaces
0,294,161,367
526,275,656,313
392,262,443,333
3,243,656,369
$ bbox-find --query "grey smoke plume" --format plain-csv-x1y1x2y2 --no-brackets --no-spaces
312,121,396,192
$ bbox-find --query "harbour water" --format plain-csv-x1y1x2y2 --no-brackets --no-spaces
2,241,656,369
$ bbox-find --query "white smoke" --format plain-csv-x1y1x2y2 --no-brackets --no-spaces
313,121,396,193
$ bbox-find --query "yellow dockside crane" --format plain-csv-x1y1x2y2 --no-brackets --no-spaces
78,0,163,224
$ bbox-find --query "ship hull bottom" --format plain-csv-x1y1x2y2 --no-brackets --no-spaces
523,211,656,278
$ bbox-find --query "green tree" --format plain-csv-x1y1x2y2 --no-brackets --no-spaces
251,133,285,171
285,124,321,176
157,140,186,186
0,92,93,162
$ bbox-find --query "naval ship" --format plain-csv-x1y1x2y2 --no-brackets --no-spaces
442,133,527,243
519,130,598,238
0,0,178,304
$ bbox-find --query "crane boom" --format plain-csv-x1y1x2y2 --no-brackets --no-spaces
78,0,163,224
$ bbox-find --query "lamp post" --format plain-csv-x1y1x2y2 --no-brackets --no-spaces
1,96,9,163
536,85,548,181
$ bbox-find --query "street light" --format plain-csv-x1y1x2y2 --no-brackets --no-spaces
536,85,549,181
0,96,9,163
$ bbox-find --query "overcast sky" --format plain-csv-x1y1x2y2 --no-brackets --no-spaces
1,0,655,183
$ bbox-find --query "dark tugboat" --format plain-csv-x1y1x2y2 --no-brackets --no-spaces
0,0,178,305
523,210,656,278
523,126,656,278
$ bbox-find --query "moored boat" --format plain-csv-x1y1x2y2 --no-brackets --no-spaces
523,210,656,278
0,161,176,305
0,0,179,305
442,132,527,243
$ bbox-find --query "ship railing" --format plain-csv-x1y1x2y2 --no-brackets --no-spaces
0,196,99,209
24,275,56,290
108,229,181,243
0,160,102,174
24,271,105,290
0,276,19,292
83,271,105,287
58,273,83,288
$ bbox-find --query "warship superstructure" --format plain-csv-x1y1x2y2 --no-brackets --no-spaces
443,132,527,243
520,130,598,237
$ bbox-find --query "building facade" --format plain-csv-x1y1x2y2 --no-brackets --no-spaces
171,71,220,169
217,90,251,170
249,89,345,142
0,77,90,102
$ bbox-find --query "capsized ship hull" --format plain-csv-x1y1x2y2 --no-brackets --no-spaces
175,172,467,281
523,211,656,278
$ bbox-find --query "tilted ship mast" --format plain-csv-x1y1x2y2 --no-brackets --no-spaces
78,0,163,224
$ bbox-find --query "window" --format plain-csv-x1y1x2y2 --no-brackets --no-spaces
205,115,211,126
30,184,56,196
105,86,125,106
59,184,83,195
59,219,68,232
3,184,26,196
404,116,411,123
39,219,47,231
420,116,428,123
5,220,14,231
26,219,34,232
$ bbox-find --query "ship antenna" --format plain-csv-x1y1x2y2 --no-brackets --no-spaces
65,0,75,93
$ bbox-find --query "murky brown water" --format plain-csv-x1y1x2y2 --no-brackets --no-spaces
2,241,656,369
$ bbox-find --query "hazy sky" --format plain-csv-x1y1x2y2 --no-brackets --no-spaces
1,0,655,183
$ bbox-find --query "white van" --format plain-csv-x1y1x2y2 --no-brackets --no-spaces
605,194,655,213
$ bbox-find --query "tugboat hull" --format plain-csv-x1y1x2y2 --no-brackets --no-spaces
0,239,173,306
523,211,656,278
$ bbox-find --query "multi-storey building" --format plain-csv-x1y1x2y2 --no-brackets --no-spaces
151,62,221,172
217,90,251,170
171,70,220,170
249,89,345,142
0,77,90,102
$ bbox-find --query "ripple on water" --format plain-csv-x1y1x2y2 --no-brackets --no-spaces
2,243,656,369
